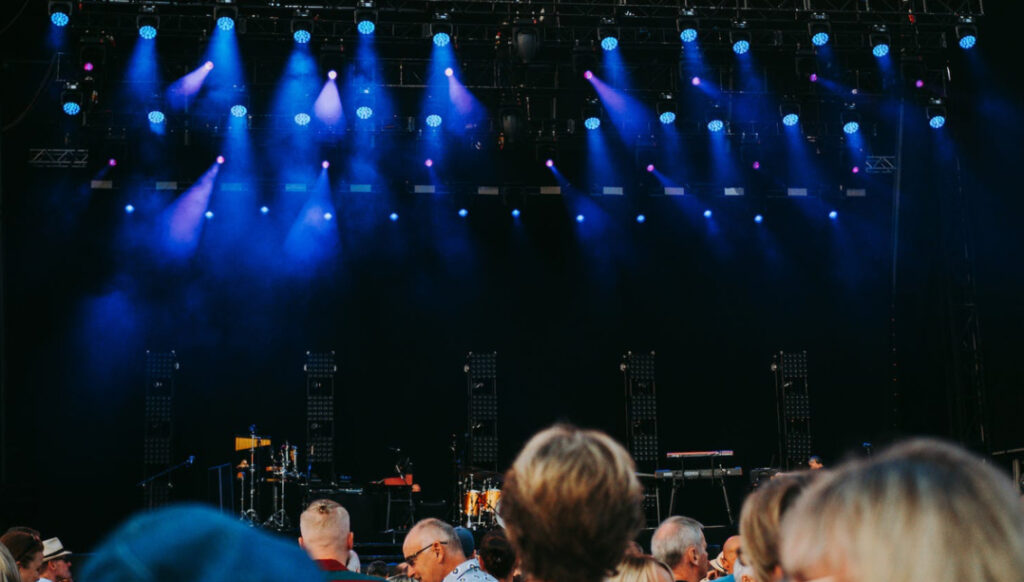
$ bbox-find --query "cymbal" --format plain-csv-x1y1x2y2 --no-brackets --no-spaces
460,468,504,480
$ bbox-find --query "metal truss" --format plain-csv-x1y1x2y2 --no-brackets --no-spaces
27,149,89,168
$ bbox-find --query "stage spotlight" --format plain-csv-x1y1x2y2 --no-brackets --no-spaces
204,61,215,71
679,27,698,43
294,113,311,126
809,16,831,47
600,36,618,51
513,24,541,63
782,114,799,126
841,109,861,134
598,25,620,51
955,20,977,50
707,119,724,132
214,7,237,32
927,99,947,129
870,27,891,57
125,204,135,214
575,214,585,223
230,104,247,118
292,12,313,43
752,161,761,170
458,208,468,218
659,111,677,124
356,106,373,120
425,114,443,128
583,70,594,80
433,32,451,47
829,210,838,220
424,158,433,167
646,164,655,172
205,211,214,220
730,23,751,54
49,1,71,26
138,23,158,40
389,212,399,221
584,117,601,130
732,39,750,54
677,12,698,43
754,214,764,223
148,110,165,124
511,209,521,218
328,70,338,80
703,210,712,218
260,206,269,214
322,160,330,169
582,98,602,130
843,121,860,134
61,85,82,116
216,155,225,164
545,159,554,168
657,93,678,125
216,16,234,31
851,166,861,174
108,158,117,167
355,7,377,35
780,102,801,127
324,212,333,221
636,214,646,223
444,67,454,77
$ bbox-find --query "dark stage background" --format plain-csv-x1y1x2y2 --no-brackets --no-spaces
2,1,1023,554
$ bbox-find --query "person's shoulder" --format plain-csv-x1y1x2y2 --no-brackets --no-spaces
326,572,387,581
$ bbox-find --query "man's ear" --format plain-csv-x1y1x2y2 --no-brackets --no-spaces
298,537,306,549
687,546,700,566
347,532,355,550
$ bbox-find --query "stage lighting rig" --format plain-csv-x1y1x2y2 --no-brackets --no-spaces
926,98,947,129
430,12,453,47
808,14,831,47
214,6,238,32
292,11,313,44
137,6,159,40
598,19,620,51
582,98,602,130
61,83,83,116
676,9,698,44
730,21,751,54
870,25,891,57
355,1,377,35
656,93,677,125
841,107,861,135
780,101,801,127
512,21,541,63
955,17,978,50
48,1,72,27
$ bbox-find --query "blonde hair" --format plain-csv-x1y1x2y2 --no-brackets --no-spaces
607,555,673,582
738,473,814,582
780,438,1024,582
300,499,351,552
499,424,645,582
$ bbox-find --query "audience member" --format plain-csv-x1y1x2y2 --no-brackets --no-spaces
738,472,813,582
0,532,43,582
651,516,708,582
476,529,515,582
498,424,644,582
80,504,325,582
453,527,476,560
367,561,390,578
780,438,1024,582
702,536,740,582
0,531,38,543
606,555,674,582
37,538,72,582
403,518,495,582
299,499,380,580
806,457,823,470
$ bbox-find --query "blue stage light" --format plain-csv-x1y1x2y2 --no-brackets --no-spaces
707,119,724,132
324,212,333,221
754,214,764,223
732,40,750,54
125,204,135,214
659,111,677,125
703,210,712,218
389,212,399,221
828,210,838,220
357,20,376,35
600,36,619,51
680,28,698,43
843,121,860,134
138,25,157,40
51,11,70,27
511,209,521,218
959,34,976,50
872,43,889,57
584,117,601,130
260,206,269,214
575,214,585,223
458,208,468,218
205,211,214,220
929,115,946,129
217,16,235,31
433,32,451,47
62,102,81,116
148,110,165,124
811,32,830,47
425,114,443,128
356,106,373,120
782,113,800,127
230,104,247,118
294,29,311,44
636,214,646,223
294,113,311,126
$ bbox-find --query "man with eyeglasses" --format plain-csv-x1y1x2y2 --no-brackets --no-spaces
402,519,496,582
38,538,73,582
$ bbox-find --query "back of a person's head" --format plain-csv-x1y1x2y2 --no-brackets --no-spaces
651,516,703,571
780,438,1024,582
606,555,674,582
478,529,516,579
738,472,814,582
0,533,40,582
499,424,644,582
300,498,351,552
79,503,324,582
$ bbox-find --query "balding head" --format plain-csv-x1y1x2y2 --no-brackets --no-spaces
651,516,708,582
299,499,354,563
403,519,466,582
721,536,741,573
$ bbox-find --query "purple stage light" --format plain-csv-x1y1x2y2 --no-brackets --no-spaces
851,166,860,174
204,61,214,71
752,161,761,170
424,159,433,167
915,79,924,88
809,73,818,82
691,76,701,86
584,70,594,80
328,70,337,80
108,158,117,167
444,67,454,77
322,160,330,169
545,159,554,168
216,155,225,165
646,164,654,173
84,62,94,72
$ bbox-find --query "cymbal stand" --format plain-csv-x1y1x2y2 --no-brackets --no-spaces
240,425,259,525
264,444,290,531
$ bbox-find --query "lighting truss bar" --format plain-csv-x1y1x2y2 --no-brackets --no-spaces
28,149,88,168
865,155,897,174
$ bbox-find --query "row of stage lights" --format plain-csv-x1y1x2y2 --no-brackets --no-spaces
48,2,979,54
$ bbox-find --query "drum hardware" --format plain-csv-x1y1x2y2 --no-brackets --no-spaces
458,472,502,529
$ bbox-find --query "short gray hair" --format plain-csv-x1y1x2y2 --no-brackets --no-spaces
651,516,704,569
409,519,463,557
300,499,351,551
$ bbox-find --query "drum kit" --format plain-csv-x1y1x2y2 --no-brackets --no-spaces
236,425,308,530
458,471,503,529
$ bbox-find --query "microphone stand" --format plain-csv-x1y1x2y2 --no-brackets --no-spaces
137,456,195,508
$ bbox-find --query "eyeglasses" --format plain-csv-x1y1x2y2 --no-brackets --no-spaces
405,541,447,566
